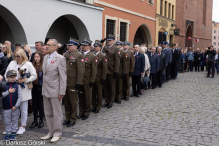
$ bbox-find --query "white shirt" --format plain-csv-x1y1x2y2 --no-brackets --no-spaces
48,51,57,65
83,50,90,56
135,51,139,56
95,51,100,56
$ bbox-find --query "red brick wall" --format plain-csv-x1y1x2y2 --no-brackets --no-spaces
175,0,212,50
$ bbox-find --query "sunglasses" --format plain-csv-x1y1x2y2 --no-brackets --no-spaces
14,55,20,58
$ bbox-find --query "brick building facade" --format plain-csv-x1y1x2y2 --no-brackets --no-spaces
175,0,212,50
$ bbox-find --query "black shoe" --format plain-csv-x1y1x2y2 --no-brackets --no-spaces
77,114,84,119
136,94,140,98
144,87,147,90
152,87,155,89
173,78,176,80
211,76,214,78
102,103,109,107
121,96,126,100
140,92,143,95
67,121,75,127
38,120,44,128
82,115,89,120
63,120,70,125
116,100,121,104
159,85,162,88
91,108,97,112
125,97,129,101
29,121,38,128
206,76,209,78
107,103,113,108
130,93,135,97
94,109,99,114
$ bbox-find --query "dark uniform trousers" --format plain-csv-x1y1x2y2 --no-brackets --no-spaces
122,74,130,97
166,63,171,80
78,84,92,116
92,81,102,110
64,81,77,122
132,75,141,95
104,74,116,104
156,70,163,87
149,74,156,88
115,75,123,101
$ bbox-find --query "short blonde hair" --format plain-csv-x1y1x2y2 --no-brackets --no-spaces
14,48,29,63
140,47,146,54
23,45,32,54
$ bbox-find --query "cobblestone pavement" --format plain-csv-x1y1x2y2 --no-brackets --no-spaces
1,71,219,146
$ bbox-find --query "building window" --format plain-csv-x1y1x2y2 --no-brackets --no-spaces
218,36,219,40
203,0,206,26
164,1,167,17
168,3,171,18
160,0,163,15
218,42,219,45
172,5,174,19
120,22,127,42
214,36,216,39
213,42,216,45
214,30,216,33
214,24,217,27
106,19,115,37
148,0,154,5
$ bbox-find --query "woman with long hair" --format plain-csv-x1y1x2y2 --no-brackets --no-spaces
2,44,13,64
29,51,44,128
4,49,37,135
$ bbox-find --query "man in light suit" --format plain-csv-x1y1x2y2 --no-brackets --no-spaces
40,39,67,143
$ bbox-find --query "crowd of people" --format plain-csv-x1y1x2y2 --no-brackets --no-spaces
0,35,216,142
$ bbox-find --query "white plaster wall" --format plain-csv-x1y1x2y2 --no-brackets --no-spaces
0,0,103,47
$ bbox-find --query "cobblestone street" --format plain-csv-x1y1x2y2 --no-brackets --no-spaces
1,71,219,146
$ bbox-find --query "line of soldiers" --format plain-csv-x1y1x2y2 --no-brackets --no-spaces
62,34,135,127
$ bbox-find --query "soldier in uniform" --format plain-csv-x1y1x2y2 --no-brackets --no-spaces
122,41,135,101
77,38,97,120
114,41,126,104
63,38,85,127
91,40,107,113
102,34,120,108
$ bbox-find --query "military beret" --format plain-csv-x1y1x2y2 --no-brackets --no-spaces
67,38,79,46
81,38,92,46
123,41,130,46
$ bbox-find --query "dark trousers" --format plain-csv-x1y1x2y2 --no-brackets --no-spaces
188,60,193,71
184,61,188,71
176,65,179,77
115,74,123,101
122,74,130,97
32,85,44,121
149,73,156,88
195,61,200,71
156,70,163,87
171,63,177,79
179,63,184,72
166,63,171,80
92,81,102,110
132,75,141,95
201,65,204,71
207,61,215,77
104,74,116,104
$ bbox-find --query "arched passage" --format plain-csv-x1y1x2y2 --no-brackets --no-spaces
0,5,27,45
133,24,153,47
185,25,193,48
46,15,90,44
158,28,166,45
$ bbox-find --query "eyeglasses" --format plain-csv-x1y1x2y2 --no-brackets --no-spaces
46,44,55,47
14,55,20,58
3,47,6,49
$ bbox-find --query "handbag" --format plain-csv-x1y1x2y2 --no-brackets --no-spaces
143,76,150,83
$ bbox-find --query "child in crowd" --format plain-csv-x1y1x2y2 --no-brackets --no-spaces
1,70,22,140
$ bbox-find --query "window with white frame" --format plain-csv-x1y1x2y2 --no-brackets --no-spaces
120,22,127,42
214,36,216,39
214,30,216,33
148,0,154,5
213,42,216,45
106,19,115,37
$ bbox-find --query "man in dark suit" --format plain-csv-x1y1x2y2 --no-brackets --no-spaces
148,47,160,89
171,44,180,80
130,44,145,97
162,41,172,82
194,48,202,71
175,43,181,78
156,46,166,88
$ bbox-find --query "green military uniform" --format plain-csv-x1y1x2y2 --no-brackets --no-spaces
115,41,127,102
122,47,135,98
102,35,120,106
78,39,97,117
64,39,85,123
92,42,107,110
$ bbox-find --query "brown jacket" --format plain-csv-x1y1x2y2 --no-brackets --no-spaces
118,49,127,75
64,50,85,86
123,49,135,74
83,51,97,84
102,44,120,74
95,52,107,81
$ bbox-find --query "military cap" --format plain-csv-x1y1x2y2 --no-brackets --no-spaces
67,38,79,46
81,38,92,46
15,43,21,46
123,41,130,46
107,34,115,41
162,41,168,45
6,70,17,77
116,41,123,46
93,40,102,47
172,43,176,46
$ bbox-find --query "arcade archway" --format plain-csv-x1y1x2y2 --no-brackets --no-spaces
46,15,90,44
158,28,166,45
185,25,193,48
134,24,153,47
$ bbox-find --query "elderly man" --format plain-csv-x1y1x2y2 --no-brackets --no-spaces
157,46,166,87
148,47,160,89
41,39,66,142
194,48,202,72
162,42,172,82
